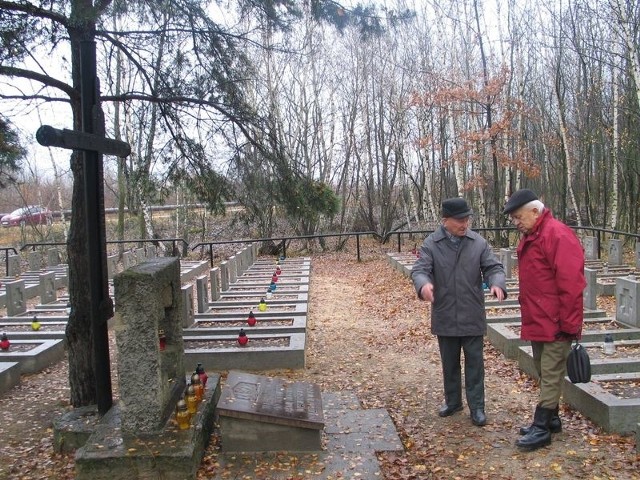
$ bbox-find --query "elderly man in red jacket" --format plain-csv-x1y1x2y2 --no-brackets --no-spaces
503,189,586,451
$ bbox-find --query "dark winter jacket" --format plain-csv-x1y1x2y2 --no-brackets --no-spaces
412,226,507,336
516,209,585,341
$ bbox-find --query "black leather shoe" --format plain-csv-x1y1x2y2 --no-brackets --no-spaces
471,409,487,426
438,404,463,417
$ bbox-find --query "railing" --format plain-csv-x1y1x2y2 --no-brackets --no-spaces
19,238,189,257
4,226,639,276
392,226,640,259
192,231,379,266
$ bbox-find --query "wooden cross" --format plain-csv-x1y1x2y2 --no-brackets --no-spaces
36,40,131,415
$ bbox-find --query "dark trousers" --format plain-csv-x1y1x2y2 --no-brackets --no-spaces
437,335,485,410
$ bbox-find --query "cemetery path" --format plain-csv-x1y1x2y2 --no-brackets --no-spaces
0,251,638,479
199,252,639,479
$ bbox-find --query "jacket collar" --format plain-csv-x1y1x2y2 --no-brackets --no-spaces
526,208,553,236
434,224,473,242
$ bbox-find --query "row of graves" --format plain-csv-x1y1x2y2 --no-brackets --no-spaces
387,237,640,452
0,245,210,395
40,245,403,479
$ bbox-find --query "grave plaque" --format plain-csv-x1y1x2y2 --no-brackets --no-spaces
6,280,26,316
210,267,220,301
218,371,324,429
147,245,157,259
615,276,640,328
40,271,57,304
499,248,514,279
7,254,21,277
181,284,194,328
47,248,60,267
220,261,229,292
28,251,42,272
135,248,146,264
583,236,598,261
584,267,597,310
608,239,623,266
217,370,324,451
228,256,237,283
122,251,135,270
196,275,209,314
106,255,118,280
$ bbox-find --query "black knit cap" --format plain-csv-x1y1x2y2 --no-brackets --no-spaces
503,189,538,214
442,198,473,219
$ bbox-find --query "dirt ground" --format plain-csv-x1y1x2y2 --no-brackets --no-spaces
0,250,639,479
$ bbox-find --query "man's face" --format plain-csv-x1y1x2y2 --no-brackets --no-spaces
509,206,540,234
443,216,471,237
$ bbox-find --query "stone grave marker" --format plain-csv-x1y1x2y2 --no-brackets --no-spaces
220,261,230,292
7,254,21,278
40,271,57,304
147,245,157,259
608,239,623,266
122,251,135,270
615,275,640,328
28,251,42,272
47,248,60,267
228,256,237,283
210,267,220,301
135,248,146,264
499,248,514,279
583,236,598,261
182,284,194,328
6,280,26,316
196,275,209,314
217,370,324,452
113,257,185,433
584,267,597,310
106,254,118,280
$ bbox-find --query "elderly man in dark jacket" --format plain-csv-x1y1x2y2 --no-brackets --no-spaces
412,197,507,427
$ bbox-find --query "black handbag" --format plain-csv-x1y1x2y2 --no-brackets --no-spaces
566,341,591,383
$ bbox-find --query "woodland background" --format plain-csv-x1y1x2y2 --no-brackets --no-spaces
1,0,639,250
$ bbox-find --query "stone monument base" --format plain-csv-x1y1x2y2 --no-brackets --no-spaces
216,371,324,452
54,373,220,480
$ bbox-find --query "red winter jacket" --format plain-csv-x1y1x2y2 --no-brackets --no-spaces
517,209,586,342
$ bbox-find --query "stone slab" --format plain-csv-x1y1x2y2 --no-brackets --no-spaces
518,342,640,378
561,372,640,435
216,371,323,452
223,284,309,296
0,361,20,396
488,319,640,361
0,321,67,340
216,292,309,304
486,309,608,324
0,339,65,374
217,371,324,429
201,302,307,318
180,260,210,283
74,374,221,480
187,314,307,335
210,390,401,478
183,332,306,370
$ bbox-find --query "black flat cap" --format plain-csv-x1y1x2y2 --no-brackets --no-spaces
503,189,538,214
442,198,473,219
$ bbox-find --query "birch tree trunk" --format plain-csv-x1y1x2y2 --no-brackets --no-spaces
554,77,581,227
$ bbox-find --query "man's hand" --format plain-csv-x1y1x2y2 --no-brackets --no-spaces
556,331,578,341
420,283,434,303
490,286,505,302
